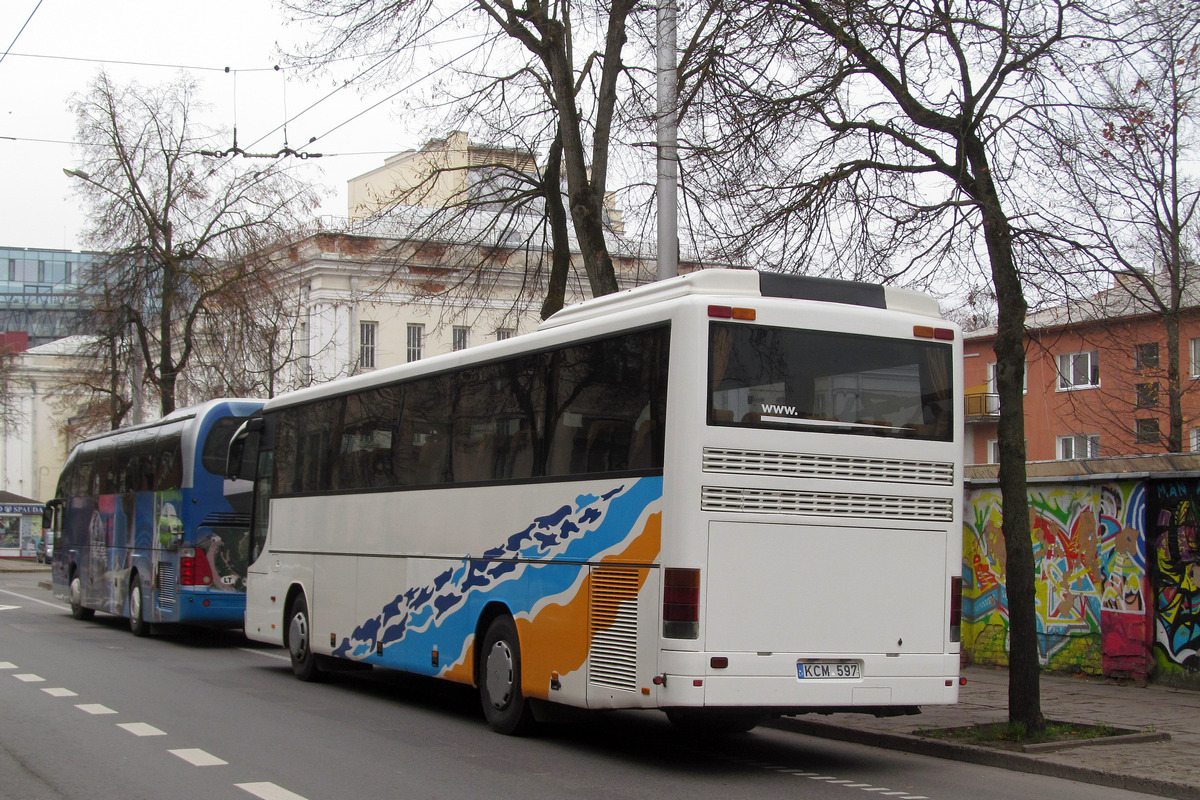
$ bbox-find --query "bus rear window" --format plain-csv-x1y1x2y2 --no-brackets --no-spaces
708,322,954,441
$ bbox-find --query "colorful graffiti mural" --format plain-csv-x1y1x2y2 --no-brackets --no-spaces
1147,478,1200,681
962,482,1148,677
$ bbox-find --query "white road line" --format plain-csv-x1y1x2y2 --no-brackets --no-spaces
0,588,68,610
169,749,228,767
235,782,310,800
0,662,16,669
14,673,44,682
118,722,166,737
237,647,291,663
76,703,117,715
0,604,21,611
42,687,78,697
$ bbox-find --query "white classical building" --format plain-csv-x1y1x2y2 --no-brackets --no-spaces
0,335,96,503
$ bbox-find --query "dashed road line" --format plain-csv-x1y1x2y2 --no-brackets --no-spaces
236,781,310,800
119,722,167,737
42,687,77,697
76,703,117,715
238,647,291,663
14,673,45,682
170,748,229,767
0,661,16,669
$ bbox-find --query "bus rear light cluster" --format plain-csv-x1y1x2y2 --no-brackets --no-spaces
708,305,757,320
179,548,214,587
949,576,963,643
914,325,955,340
663,568,700,639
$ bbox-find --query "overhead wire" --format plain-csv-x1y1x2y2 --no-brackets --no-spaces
0,0,45,68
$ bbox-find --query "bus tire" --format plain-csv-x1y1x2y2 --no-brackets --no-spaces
128,574,150,637
479,615,535,735
286,594,325,682
69,570,94,621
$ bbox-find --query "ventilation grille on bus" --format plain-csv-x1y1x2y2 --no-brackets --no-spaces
588,566,640,693
703,448,954,485
199,512,251,528
156,564,177,609
701,485,955,522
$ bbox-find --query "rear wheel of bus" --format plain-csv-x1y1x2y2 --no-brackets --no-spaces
479,615,535,735
286,593,325,682
128,573,150,637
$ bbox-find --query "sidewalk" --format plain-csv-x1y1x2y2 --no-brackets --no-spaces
774,664,1200,799
0,558,51,573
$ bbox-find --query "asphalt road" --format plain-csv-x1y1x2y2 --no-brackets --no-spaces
0,572,1164,800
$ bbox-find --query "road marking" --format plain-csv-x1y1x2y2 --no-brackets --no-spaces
76,703,117,715
236,782,310,800
238,647,291,663
118,722,166,737
0,588,68,610
14,673,44,682
0,662,15,669
42,687,78,697
170,748,228,766
0,604,21,611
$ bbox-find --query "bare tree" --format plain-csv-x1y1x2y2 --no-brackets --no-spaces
66,72,319,420
1034,0,1200,452
283,0,642,313
675,0,1113,733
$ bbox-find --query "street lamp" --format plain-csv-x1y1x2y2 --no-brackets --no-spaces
62,168,91,180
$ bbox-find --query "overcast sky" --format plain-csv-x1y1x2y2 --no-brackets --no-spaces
1,0,420,252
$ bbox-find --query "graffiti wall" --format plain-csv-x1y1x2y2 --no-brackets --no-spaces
1147,477,1200,685
962,482,1149,678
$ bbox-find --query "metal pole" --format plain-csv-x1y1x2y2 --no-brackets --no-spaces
656,0,679,281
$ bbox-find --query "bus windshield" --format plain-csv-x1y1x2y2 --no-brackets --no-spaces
708,322,954,441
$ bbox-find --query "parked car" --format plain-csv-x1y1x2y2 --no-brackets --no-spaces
36,533,53,564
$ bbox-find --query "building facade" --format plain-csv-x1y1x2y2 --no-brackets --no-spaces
0,246,98,347
964,276,1200,464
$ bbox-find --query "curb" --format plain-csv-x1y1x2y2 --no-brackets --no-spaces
769,717,1200,800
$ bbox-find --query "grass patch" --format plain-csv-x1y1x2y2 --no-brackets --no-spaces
917,721,1124,750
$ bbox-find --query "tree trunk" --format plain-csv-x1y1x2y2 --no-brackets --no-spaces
967,139,1045,733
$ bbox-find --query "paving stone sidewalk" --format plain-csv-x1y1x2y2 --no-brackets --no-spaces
774,664,1200,799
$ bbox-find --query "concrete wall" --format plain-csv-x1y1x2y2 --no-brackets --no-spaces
964,473,1200,687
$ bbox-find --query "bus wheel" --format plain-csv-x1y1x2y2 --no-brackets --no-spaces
129,574,150,637
666,708,764,736
69,571,94,621
286,594,325,682
479,615,535,735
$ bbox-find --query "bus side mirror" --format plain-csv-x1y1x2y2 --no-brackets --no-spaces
226,417,263,480
42,499,61,530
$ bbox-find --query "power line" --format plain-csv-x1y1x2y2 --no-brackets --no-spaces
0,0,45,68
2,50,280,72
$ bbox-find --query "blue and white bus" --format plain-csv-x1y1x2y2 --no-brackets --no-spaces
230,269,963,733
48,398,264,635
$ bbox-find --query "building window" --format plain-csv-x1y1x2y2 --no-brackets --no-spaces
1192,338,1200,378
359,321,377,370
987,439,1000,464
496,328,514,341
1135,418,1160,444
7,259,14,282
1058,434,1100,460
1192,428,1200,452
1135,382,1159,408
452,326,470,351
64,261,73,283
1134,342,1159,370
1057,351,1100,389
986,360,1027,399
37,260,46,282
406,323,424,362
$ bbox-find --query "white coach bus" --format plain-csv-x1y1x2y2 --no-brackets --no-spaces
228,269,963,734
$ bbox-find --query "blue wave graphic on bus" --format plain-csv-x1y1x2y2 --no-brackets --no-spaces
331,477,662,673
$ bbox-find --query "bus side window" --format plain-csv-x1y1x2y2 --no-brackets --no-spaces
155,434,183,491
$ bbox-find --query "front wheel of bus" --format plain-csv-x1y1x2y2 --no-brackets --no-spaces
479,615,535,735
129,574,150,637
69,571,94,621
287,595,325,682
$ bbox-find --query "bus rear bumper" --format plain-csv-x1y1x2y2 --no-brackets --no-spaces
654,651,960,710
175,591,246,626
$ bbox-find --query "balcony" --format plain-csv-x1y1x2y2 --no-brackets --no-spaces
965,392,1000,423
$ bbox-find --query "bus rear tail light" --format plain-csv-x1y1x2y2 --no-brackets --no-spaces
180,548,214,587
663,568,700,639
949,576,963,643
708,305,757,320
